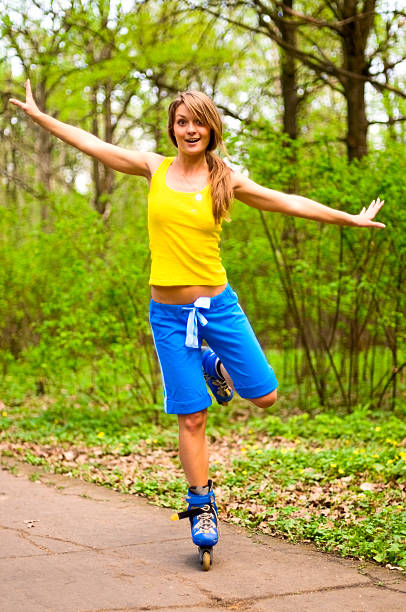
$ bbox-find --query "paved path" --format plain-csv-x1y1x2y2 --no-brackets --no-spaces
0,462,405,611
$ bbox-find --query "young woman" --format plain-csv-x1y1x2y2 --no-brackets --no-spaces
10,81,384,567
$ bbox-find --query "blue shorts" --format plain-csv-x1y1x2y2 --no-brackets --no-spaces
149,284,278,415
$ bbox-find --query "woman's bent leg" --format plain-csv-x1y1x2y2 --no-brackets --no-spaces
178,409,209,486
219,363,277,408
247,389,278,408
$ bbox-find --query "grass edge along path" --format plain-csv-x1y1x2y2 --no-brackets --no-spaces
0,397,405,571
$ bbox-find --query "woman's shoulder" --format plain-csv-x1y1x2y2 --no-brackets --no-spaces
229,169,250,192
147,153,171,176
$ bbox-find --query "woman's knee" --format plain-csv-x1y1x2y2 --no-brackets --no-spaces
178,409,207,434
249,389,278,409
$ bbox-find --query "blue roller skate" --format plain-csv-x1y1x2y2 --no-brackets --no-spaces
201,347,234,405
171,480,218,570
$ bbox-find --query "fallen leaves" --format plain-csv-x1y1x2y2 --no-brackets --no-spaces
360,482,376,492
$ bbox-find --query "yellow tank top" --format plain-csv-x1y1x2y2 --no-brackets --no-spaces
148,157,227,286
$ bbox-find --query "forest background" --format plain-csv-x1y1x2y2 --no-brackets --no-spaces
1,0,406,569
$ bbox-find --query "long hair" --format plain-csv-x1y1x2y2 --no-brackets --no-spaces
167,91,233,224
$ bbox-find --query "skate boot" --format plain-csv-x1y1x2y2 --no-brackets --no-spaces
201,347,234,405
171,480,218,571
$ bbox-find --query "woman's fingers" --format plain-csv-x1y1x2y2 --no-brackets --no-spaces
370,197,384,217
9,97,25,109
9,79,39,116
363,197,384,219
26,78,34,102
355,197,385,228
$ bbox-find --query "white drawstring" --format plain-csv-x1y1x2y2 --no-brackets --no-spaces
182,296,211,348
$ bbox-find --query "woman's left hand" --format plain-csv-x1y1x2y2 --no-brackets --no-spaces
352,197,385,228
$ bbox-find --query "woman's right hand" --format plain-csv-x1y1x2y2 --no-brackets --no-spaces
8,78,162,177
9,79,41,119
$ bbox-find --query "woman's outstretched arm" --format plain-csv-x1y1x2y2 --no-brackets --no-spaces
9,79,162,178
232,173,385,228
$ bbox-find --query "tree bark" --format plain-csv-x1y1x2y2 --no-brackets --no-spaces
35,79,52,220
91,79,114,217
340,0,376,159
277,0,298,141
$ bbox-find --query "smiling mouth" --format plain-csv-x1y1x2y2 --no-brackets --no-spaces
185,138,200,143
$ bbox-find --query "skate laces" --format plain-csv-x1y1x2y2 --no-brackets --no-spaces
203,372,232,398
194,504,218,534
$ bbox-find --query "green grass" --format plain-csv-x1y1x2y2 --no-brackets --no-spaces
0,390,405,570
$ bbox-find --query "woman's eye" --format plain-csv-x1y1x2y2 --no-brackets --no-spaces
177,120,185,125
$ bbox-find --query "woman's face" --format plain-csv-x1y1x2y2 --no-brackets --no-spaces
172,103,211,156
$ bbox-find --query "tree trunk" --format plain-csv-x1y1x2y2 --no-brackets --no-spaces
90,48,115,217
340,0,376,160
36,79,52,219
91,86,103,214
102,78,114,220
277,0,298,141
344,79,368,160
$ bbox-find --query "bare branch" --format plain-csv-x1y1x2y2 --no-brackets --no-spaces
275,2,376,31
368,115,406,126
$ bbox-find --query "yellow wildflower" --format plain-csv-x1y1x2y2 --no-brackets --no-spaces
97,432,105,438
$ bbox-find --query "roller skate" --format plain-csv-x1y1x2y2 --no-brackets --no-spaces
201,347,234,405
171,480,218,571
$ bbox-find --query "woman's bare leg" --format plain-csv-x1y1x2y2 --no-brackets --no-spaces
219,363,277,408
177,409,209,486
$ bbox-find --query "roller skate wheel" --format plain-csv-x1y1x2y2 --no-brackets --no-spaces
202,550,211,571
199,547,213,571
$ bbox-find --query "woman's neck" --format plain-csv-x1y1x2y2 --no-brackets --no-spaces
174,152,208,175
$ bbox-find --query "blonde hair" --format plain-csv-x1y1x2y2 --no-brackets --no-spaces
168,91,233,223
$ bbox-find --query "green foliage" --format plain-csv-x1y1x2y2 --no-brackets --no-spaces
0,190,160,405
224,132,406,409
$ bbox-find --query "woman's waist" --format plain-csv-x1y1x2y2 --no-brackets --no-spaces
151,283,227,305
